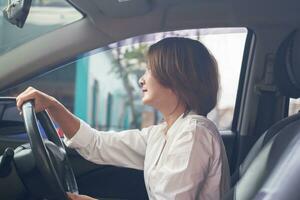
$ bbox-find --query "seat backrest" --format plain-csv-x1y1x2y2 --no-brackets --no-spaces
225,30,300,200
254,124,300,200
230,112,300,186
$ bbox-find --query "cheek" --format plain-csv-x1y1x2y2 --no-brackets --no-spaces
149,86,172,102
147,76,162,90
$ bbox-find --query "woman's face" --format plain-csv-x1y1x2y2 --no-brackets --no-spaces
139,68,175,110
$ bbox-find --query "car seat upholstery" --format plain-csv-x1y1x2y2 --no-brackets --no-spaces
224,30,300,200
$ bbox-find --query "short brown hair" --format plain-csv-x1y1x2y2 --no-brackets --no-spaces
147,37,219,116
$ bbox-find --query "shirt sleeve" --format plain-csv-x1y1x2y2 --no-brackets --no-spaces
151,121,224,200
63,119,150,170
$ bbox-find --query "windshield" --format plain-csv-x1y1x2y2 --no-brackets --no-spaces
0,0,82,56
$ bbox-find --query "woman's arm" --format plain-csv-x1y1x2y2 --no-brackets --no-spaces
16,87,80,139
64,119,149,170
16,87,149,170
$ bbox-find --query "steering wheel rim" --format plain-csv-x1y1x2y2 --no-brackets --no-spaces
22,100,78,200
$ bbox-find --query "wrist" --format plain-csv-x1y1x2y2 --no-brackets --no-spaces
47,97,60,111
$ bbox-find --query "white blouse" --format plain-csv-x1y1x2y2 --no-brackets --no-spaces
64,112,230,200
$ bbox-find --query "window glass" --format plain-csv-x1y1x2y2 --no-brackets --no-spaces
0,0,82,56
0,28,247,131
289,98,300,115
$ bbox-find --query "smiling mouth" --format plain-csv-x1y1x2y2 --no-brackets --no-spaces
142,89,148,92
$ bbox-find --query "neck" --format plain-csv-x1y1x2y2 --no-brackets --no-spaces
162,104,186,131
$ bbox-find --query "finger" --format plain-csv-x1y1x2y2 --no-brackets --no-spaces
16,98,24,111
16,91,27,103
16,86,34,100
16,89,32,105
16,88,36,112
16,91,37,111
25,86,35,92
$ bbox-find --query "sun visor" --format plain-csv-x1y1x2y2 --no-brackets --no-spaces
275,30,300,98
93,0,152,18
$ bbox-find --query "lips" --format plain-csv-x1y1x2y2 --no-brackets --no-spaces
142,89,148,92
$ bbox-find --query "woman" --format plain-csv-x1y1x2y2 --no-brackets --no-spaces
16,37,230,200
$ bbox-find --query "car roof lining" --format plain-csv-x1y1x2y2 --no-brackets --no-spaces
90,0,153,18
0,0,299,91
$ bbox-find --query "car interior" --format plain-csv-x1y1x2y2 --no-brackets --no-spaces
0,0,300,199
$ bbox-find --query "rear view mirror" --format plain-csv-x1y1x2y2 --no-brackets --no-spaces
2,0,32,28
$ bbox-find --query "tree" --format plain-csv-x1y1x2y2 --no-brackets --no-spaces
110,42,149,128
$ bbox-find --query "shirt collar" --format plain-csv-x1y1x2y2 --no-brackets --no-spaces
161,111,196,140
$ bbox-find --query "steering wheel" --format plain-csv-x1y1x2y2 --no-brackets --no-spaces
21,101,78,200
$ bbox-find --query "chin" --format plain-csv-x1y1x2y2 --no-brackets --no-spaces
142,99,150,105
142,97,152,106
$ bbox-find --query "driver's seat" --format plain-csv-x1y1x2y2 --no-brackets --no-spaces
224,30,300,200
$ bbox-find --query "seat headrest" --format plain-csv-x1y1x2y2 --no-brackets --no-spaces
274,30,300,98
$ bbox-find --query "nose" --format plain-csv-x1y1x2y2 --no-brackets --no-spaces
139,76,145,87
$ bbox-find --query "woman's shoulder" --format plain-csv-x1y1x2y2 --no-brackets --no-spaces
183,113,220,140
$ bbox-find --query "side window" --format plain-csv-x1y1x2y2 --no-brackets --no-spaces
289,98,300,115
0,28,247,131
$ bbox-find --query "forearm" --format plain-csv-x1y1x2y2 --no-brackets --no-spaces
47,99,80,139
16,87,81,139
